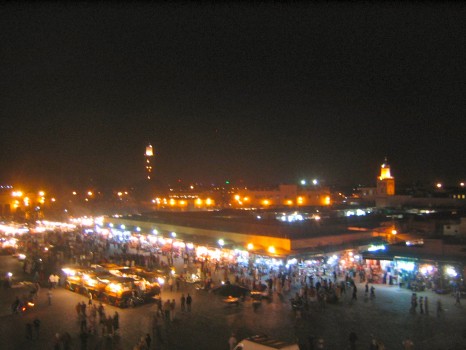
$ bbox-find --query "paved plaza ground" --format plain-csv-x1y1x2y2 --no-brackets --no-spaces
1,254,465,350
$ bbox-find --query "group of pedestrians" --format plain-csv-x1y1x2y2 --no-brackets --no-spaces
25,318,41,341
410,293,430,314
158,293,193,322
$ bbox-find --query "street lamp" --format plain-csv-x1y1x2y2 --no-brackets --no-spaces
391,229,397,243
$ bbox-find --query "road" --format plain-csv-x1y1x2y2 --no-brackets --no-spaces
1,254,465,350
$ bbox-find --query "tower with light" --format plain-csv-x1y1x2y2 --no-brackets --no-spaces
376,157,395,196
145,144,154,180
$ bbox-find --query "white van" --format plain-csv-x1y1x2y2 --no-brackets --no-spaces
233,335,300,350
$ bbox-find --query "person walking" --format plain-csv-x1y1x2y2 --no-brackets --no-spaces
424,296,429,315
53,333,61,350
348,331,358,350
34,282,41,298
47,290,52,305
48,274,55,289
410,293,417,313
419,296,424,314
308,335,316,350
455,289,461,305
163,299,171,321
33,318,41,340
316,337,325,349
62,332,72,350
168,277,174,292
25,323,33,340
186,293,192,312
152,313,163,344
79,330,88,350
145,333,152,349
351,284,357,301
170,299,176,321
369,336,378,350
180,293,186,312
76,302,82,317
436,299,443,318
80,313,87,333
113,311,119,334
228,333,238,350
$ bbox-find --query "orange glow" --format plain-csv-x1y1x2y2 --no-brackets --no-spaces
145,144,154,156
324,196,331,205
286,200,293,205
262,199,270,206
297,197,303,205
247,243,254,250
206,198,212,206
379,161,393,180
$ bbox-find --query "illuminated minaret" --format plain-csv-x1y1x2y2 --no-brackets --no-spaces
145,144,154,180
376,157,395,196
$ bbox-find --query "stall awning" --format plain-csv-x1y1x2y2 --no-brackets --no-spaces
362,251,395,261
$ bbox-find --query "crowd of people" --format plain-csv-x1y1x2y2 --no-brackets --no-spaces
7,225,464,350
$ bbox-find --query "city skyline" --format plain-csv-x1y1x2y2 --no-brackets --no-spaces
1,3,465,190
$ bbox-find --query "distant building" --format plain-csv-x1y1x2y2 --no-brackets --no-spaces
368,158,465,209
231,184,331,208
0,186,47,221
149,183,331,211
0,186,14,218
351,158,395,207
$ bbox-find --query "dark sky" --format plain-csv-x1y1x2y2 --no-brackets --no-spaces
1,2,465,191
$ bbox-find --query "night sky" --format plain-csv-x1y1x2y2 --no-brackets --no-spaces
1,2,465,191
